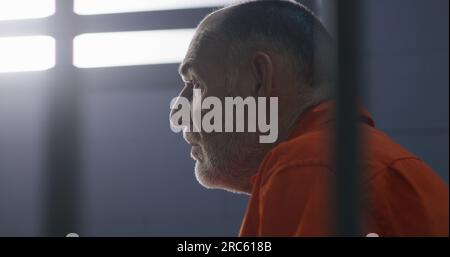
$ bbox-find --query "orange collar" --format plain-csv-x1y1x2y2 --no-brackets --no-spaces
249,100,375,186
288,100,375,140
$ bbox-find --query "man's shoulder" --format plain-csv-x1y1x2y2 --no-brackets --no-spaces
259,125,422,182
362,125,420,170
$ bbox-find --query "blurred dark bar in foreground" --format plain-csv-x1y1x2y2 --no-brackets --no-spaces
335,0,363,236
44,0,81,236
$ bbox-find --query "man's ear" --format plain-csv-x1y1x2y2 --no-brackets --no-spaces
251,51,274,97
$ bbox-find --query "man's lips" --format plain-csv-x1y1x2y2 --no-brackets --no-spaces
184,138,199,146
183,133,202,160
190,145,202,161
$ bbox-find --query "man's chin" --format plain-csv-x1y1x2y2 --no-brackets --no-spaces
194,162,216,189
194,161,230,190
193,163,250,194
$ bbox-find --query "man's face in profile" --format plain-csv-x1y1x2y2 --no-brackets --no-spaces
177,33,230,190
171,22,267,193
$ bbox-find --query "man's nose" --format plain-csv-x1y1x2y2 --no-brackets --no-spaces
169,85,193,129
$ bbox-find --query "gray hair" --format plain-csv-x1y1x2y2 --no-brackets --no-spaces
201,0,335,96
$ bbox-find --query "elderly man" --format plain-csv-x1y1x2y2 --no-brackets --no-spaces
170,0,448,236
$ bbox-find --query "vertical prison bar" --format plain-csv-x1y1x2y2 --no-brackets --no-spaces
335,0,363,236
44,0,81,236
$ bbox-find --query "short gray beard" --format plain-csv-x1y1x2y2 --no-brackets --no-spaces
195,130,270,194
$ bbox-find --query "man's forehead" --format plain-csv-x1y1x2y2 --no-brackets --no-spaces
179,40,201,77
179,30,225,77
178,6,232,78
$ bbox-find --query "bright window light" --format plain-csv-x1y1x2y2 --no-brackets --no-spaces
0,36,55,73
73,29,195,68
74,0,235,15
0,0,55,21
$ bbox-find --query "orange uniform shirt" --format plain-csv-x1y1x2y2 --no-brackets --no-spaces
239,101,449,237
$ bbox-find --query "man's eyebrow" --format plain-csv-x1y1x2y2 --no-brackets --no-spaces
178,60,194,77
